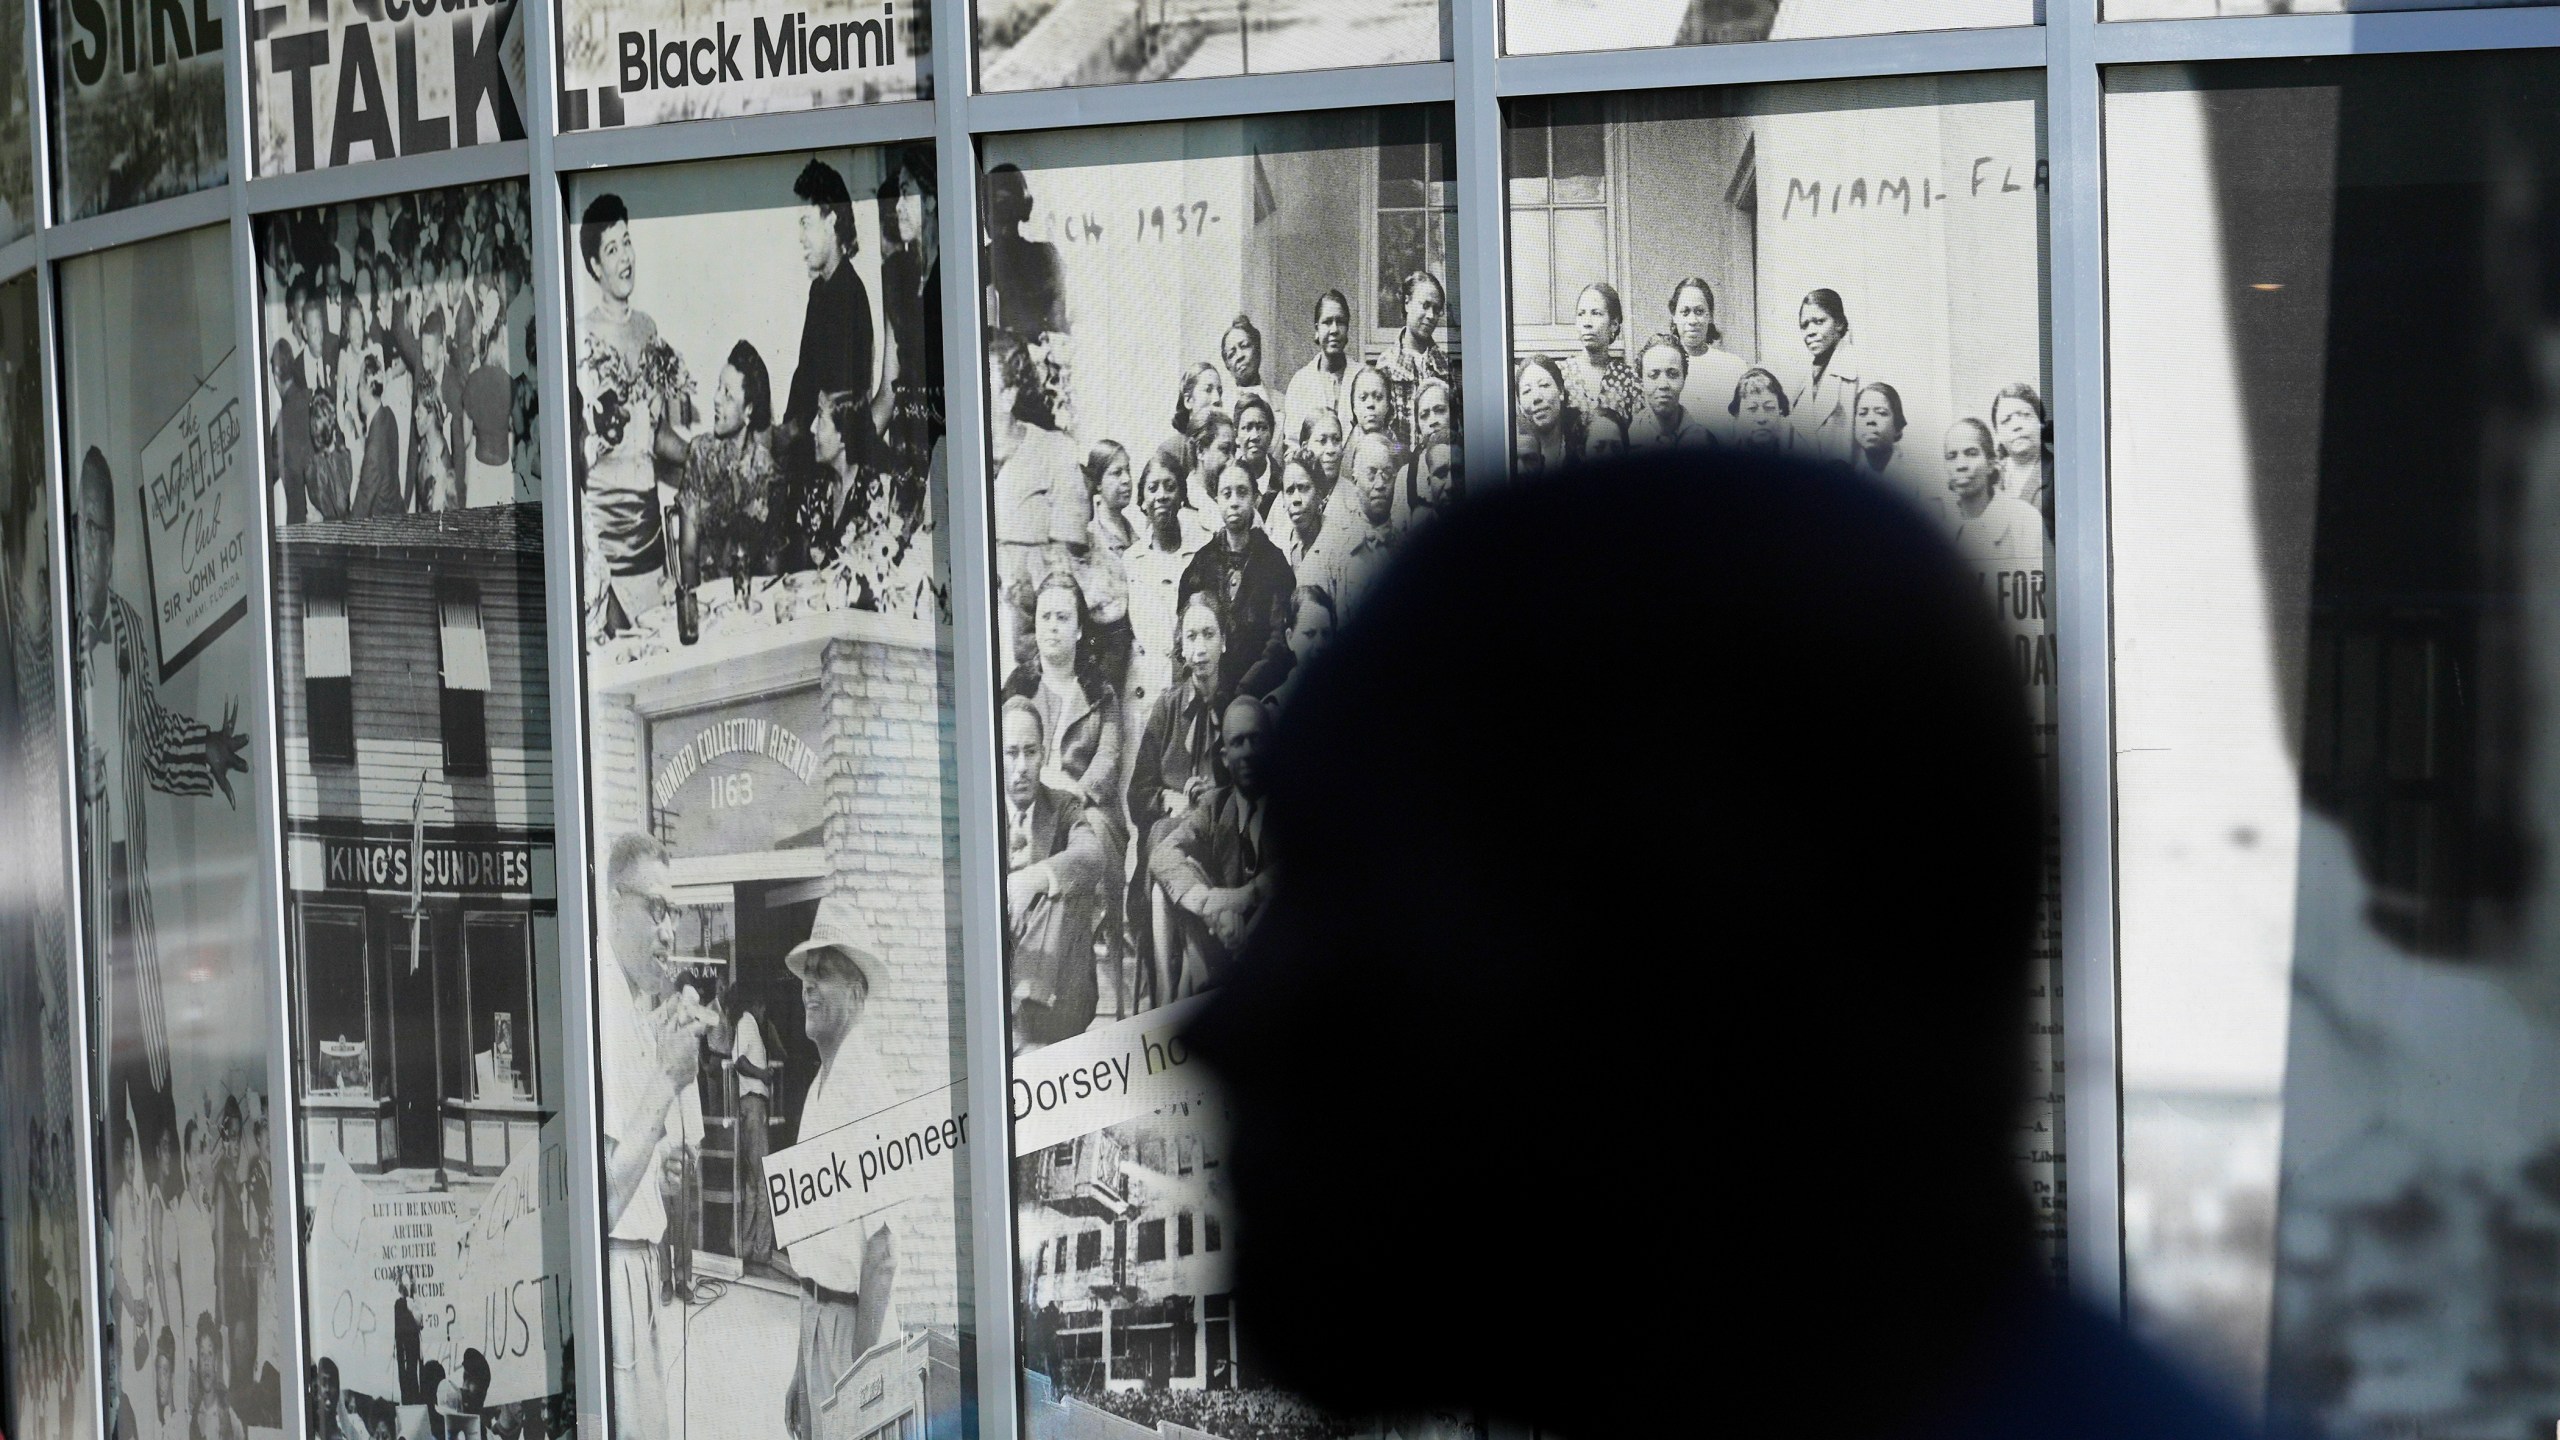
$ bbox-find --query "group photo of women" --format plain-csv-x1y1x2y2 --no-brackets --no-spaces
987,145,1463,1057
569,144,948,671
1512,274,2053,571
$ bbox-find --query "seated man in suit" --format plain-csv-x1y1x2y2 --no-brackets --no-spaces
1150,695,1273,994
1002,695,1123,1049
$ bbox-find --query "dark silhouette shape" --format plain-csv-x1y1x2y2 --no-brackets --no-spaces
1185,451,2256,1438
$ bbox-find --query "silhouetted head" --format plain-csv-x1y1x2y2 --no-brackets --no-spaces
1187,449,2042,1433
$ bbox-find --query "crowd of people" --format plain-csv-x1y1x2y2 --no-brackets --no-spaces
261,186,540,526
992,258,1461,1051
306,1340,571,1440
573,146,947,655
10,1120,84,1437
1512,277,2054,569
1073,1384,1364,1440
102,1088,284,1440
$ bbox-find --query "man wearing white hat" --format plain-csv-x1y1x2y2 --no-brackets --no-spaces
779,897,898,1440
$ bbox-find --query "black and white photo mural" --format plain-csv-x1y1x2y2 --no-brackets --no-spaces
0,273,87,1440
253,179,578,1440
563,143,972,1440
978,106,1471,1439
62,225,285,1440
1503,74,2063,1270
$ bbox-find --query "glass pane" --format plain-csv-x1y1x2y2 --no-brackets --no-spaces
0,270,87,1440
555,0,929,134
254,178,578,1426
1503,73,2060,1261
58,226,285,1434
251,0,546,177
47,0,226,218
2109,0,2550,15
1505,0,2034,55
563,142,972,1439
1513,207,1555,326
980,0,1448,93
982,104,1463,1431
2108,53,2560,1429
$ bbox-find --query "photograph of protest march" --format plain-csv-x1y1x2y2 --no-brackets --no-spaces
564,144,971,1440
0,273,91,1440
974,0,1442,93
1503,0,2032,54
979,107,1457,1433
1504,74,2063,1266
251,178,576,1440
60,225,286,1440
47,0,228,218
247,0,527,175
555,0,926,134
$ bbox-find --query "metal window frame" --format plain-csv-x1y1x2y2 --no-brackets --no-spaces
18,1,2551,1438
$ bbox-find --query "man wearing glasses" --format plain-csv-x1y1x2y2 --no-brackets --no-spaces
596,832,711,1440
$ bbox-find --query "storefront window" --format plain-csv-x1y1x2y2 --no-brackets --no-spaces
2106,0,2549,16
58,224,284,1434
464,912,537,1102
976,0,1445,95
300,906,376,1099
565,139,969,1440
1504,0,2035,57
0,270,78,1440
987,104,1458,1429
249,0,525,176
1505,76,2063,1270
45,0,228,217
2109,52,2560,1430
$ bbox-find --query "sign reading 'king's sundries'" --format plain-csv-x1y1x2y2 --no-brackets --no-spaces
288,833,555,897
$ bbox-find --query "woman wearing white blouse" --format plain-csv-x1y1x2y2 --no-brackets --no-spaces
1668,276,1751,442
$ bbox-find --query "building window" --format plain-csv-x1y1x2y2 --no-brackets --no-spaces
1136,1218,1166,1263
1176,1211,1193,1257
1177,1136,1195,1176
463,913,536,1102
298,905,372,1098
438,576,491,777
1374,107,1458,347
1075,1229,1101,1271
1506,95,1612,346
1204,1214,1222,1253
855,1415,913,1440
1203,1294,1235,1391
303,569,354,766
